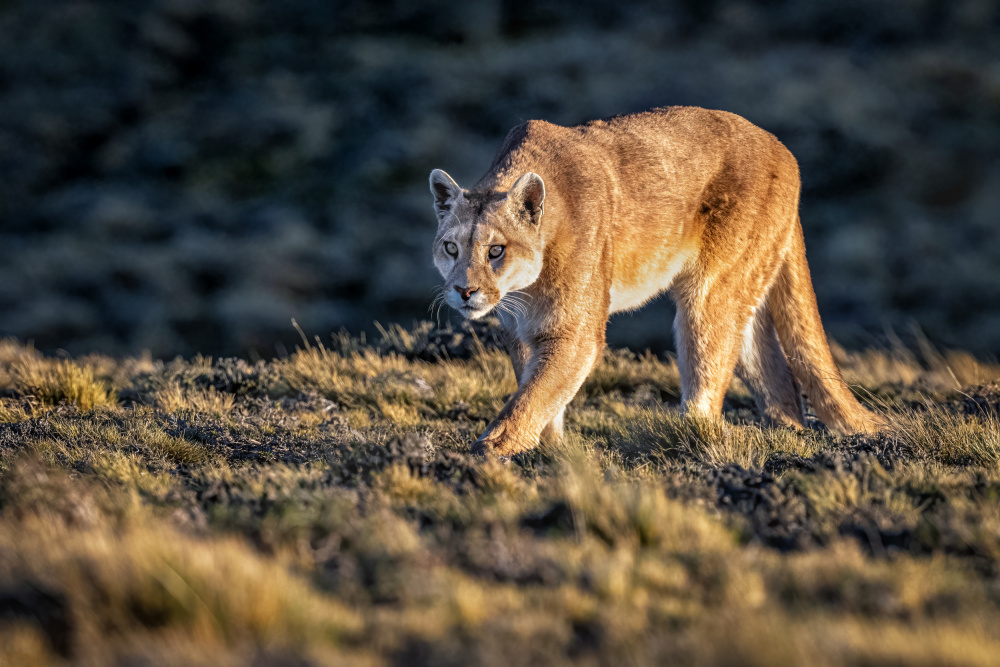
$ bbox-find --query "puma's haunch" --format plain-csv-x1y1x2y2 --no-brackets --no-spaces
429,106,881,457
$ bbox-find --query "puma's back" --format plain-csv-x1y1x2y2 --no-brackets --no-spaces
476,108,804,314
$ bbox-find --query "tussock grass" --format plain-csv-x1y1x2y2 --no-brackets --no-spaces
373,463,463,518
9,356,116,411
154,383,236,417
610,408,821,469
0,398,35,423
835,340,1000,399
278,336,515,422
554,452,736,551
791,459,925,541
892,405,1000,467
2,326,1000,664
0,514,362,664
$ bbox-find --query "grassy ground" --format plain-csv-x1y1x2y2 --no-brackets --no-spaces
1,323,999,666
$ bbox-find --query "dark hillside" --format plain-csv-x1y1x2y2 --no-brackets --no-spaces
0,0,998,357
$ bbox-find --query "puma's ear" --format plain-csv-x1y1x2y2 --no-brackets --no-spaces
429,169,463,220
508,172,545,225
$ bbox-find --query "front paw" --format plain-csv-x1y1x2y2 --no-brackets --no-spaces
471,437,493,458
472,422,533,458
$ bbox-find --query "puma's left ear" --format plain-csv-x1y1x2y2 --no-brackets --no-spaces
429,169,464,221
508,172,545,225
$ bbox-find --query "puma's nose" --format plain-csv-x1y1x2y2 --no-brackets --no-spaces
454,285,479,301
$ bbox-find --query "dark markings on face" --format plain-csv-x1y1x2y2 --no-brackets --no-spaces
465,190,506,219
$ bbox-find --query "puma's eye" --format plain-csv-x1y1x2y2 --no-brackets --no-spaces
488,245,505,259
444,242,458,257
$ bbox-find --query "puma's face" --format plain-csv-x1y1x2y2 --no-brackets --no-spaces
429,169,545,320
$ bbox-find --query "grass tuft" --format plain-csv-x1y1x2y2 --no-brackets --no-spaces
615,409,820,469
11,357,116,411
891,405,1000,467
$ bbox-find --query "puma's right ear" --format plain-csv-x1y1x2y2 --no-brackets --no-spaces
429,169,463,220
508,172,545,225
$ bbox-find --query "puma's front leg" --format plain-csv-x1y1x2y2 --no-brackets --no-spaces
474,327,603,457
503,332,566,446
540,407,566,445
504,329,531,386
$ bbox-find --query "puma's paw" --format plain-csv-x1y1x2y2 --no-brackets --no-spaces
472,422,533,459
470,437,492,458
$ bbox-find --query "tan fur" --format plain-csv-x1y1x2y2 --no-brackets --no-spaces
429,106,882,457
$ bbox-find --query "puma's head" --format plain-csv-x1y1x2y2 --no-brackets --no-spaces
429,168,546,320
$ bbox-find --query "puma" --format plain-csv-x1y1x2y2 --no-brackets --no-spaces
429,106,881,457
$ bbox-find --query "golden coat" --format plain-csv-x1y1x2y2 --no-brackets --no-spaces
430,106,880,456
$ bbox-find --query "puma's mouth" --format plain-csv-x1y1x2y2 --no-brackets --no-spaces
458,303,493,320
446,289,493,320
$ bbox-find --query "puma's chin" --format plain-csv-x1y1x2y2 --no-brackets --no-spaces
456,303,494,320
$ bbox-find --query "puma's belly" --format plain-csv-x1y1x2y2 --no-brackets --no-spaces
608,252,690,314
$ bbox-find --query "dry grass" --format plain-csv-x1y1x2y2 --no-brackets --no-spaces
615,408,823,469
891,405,1000,467
154,383,236,417
1,329,1000,665
277,334,515,425
1,348,116,412
0,461,362,665
835,339,1000,400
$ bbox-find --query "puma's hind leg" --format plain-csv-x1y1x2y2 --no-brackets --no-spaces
734,299,806,429
673,290,747,420
672,235,791,423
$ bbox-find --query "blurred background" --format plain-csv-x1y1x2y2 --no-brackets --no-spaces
0,0,998,359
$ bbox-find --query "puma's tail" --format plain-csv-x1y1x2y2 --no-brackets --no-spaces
770,219,882,435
